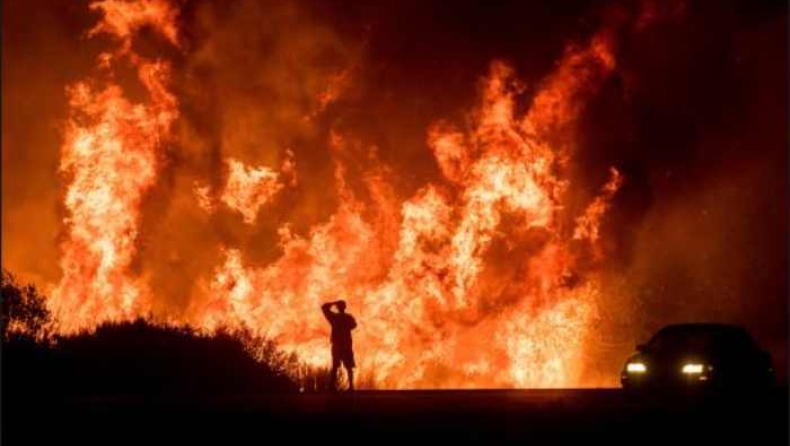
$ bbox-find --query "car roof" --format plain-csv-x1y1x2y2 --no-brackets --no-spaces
652,323,752,338
658,323,746,332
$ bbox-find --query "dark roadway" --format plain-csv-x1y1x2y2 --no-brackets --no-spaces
6,389,788,445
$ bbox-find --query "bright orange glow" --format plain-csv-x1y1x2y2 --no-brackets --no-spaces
316,70,351,114
574,167,624,244
45,0,630,388
187,28,623,388
88,0,179,50
49,0,179,333
220,158,288,224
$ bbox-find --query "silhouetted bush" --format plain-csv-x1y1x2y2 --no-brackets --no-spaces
67,320,297,394
2,270,306,397
4,319,301,397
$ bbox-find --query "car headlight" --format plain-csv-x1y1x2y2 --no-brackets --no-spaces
681,363,705,374
626,362,647,373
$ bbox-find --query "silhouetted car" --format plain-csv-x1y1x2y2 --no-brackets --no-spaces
621,323,775,393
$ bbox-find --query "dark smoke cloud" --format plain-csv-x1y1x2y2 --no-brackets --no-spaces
140,0,364,312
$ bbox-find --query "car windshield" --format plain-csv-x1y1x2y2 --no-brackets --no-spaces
648,326,754,352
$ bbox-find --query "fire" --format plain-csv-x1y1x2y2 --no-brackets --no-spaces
194,151,296,222
46,0,630,387
219,154,294,224
188,29,623,388
88,0,179,50
314,69,351,116
574,168,624,245
49,0,179,333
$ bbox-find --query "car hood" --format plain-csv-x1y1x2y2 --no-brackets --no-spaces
631,348,740,368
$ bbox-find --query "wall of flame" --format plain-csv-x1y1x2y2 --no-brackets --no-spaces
2,0,786,387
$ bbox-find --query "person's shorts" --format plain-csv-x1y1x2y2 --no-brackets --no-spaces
331,344,355,368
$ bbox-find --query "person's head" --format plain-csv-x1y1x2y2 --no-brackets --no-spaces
336,300,347,313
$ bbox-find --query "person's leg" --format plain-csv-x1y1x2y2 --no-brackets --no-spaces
346,365,354,391
330,358,340,392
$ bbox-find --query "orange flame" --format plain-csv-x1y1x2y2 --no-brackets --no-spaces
219,155,293,224
574,167,624,244
186,29,622,388
49,0,179,333
193,151,296,223
48,1,628,388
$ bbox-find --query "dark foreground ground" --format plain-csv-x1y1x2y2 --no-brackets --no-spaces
5,388,788,445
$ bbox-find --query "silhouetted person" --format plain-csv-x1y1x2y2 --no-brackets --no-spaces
321,300,357,391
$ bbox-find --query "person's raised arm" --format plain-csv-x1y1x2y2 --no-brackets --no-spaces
321,302,334,321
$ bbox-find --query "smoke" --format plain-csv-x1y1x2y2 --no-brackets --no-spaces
581,0,788,382
138,0,363,314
